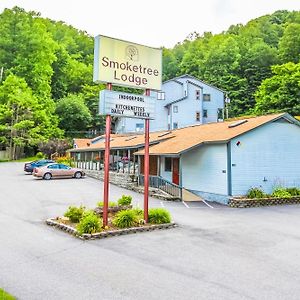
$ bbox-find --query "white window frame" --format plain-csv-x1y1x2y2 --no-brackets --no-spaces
173,105,178,113
157,91,165,100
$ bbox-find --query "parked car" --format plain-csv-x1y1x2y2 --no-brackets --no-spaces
33,163,85,180
24,159,55,173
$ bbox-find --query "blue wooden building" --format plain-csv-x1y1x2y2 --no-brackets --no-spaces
115,74,226,133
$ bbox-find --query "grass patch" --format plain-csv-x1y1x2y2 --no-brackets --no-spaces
0,288,16,300
0,156,39,163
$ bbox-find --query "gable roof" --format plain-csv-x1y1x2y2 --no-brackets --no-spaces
135,113,297,155
172,74,226,93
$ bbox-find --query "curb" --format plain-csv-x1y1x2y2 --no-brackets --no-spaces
46,218,177,240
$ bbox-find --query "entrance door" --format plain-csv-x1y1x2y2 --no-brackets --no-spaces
172,158,180,185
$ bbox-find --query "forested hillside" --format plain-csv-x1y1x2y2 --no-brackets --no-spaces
0,7,299,157
163,10,300,116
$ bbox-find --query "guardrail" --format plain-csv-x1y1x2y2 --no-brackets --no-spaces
138,175,182,199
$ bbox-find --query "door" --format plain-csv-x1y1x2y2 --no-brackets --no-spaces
172,158,180,185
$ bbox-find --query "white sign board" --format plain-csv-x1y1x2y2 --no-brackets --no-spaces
93,35,162,90
99,90,156,120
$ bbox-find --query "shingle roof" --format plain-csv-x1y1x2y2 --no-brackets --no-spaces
70,131,176,152
135,113,291,155
73,138,92,148
70,113,297,155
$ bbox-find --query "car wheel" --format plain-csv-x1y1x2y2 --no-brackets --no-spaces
43,173,52,180
74,171,82,179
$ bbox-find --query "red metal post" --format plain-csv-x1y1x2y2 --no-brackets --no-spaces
144,89,150,223
103,83,112,227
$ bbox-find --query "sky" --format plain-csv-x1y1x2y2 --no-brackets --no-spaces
0,0,300,48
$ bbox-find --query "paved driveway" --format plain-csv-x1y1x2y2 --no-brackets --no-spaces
1,162,300,300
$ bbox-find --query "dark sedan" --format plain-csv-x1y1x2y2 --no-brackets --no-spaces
24,159,55,173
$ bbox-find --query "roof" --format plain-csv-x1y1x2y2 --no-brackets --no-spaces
73,138,92,148
70,113,299,155
168,74,226,93
69,131,176,152
135,113,296,155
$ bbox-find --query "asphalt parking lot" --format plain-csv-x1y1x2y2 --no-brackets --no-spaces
1,162,300,300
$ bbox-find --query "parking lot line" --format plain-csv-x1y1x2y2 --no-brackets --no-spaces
182,201,190,208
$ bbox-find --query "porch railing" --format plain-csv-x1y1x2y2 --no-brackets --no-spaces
138,175,182,200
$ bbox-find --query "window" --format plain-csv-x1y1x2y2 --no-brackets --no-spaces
203,110,208,118
196,111,200,121
203,94,211,101
59,164,71,170
173,122,178,129
217,108,223,120
157,92,165,100
47,164,59,169
165,157,172,172
173,105,178,113
195,90,200,100
135,123,144,132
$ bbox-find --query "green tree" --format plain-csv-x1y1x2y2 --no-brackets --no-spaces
0,74,62,159
278,23,300,63
0,7,58,99
55,94,92,136
255,62,300,115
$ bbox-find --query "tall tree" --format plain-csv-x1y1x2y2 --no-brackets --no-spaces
0,74,62,159
255,62,300,115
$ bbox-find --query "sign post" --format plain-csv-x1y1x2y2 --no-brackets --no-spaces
103,83,112,227
93,35,162,226
144,89,150,222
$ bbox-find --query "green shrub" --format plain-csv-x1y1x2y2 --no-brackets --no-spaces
148,208,171,224
56,156,75,167
246,187,265,199
97,201,117,207
132,208,143,217
0,288,16,300
36,151,44,159
77,211,102,234
64,205,85,223
117,195,132,206
112,210,137,228
285,187,300,196
272,188,291,198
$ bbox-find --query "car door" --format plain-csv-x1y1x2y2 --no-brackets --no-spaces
58,164,73,177
46,164,60,177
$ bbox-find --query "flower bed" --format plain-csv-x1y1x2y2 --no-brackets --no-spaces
45,194,176,239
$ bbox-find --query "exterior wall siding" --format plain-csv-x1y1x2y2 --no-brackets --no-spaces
181,144,228,195
170,84,203,129
231,120,300,195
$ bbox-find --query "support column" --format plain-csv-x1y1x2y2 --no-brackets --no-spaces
103,83,112,227
127,149,131,174
144,89,150,223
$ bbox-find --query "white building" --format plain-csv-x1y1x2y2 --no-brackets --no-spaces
115,74,226,133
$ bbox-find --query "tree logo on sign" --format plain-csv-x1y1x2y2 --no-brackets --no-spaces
125,45,139,61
